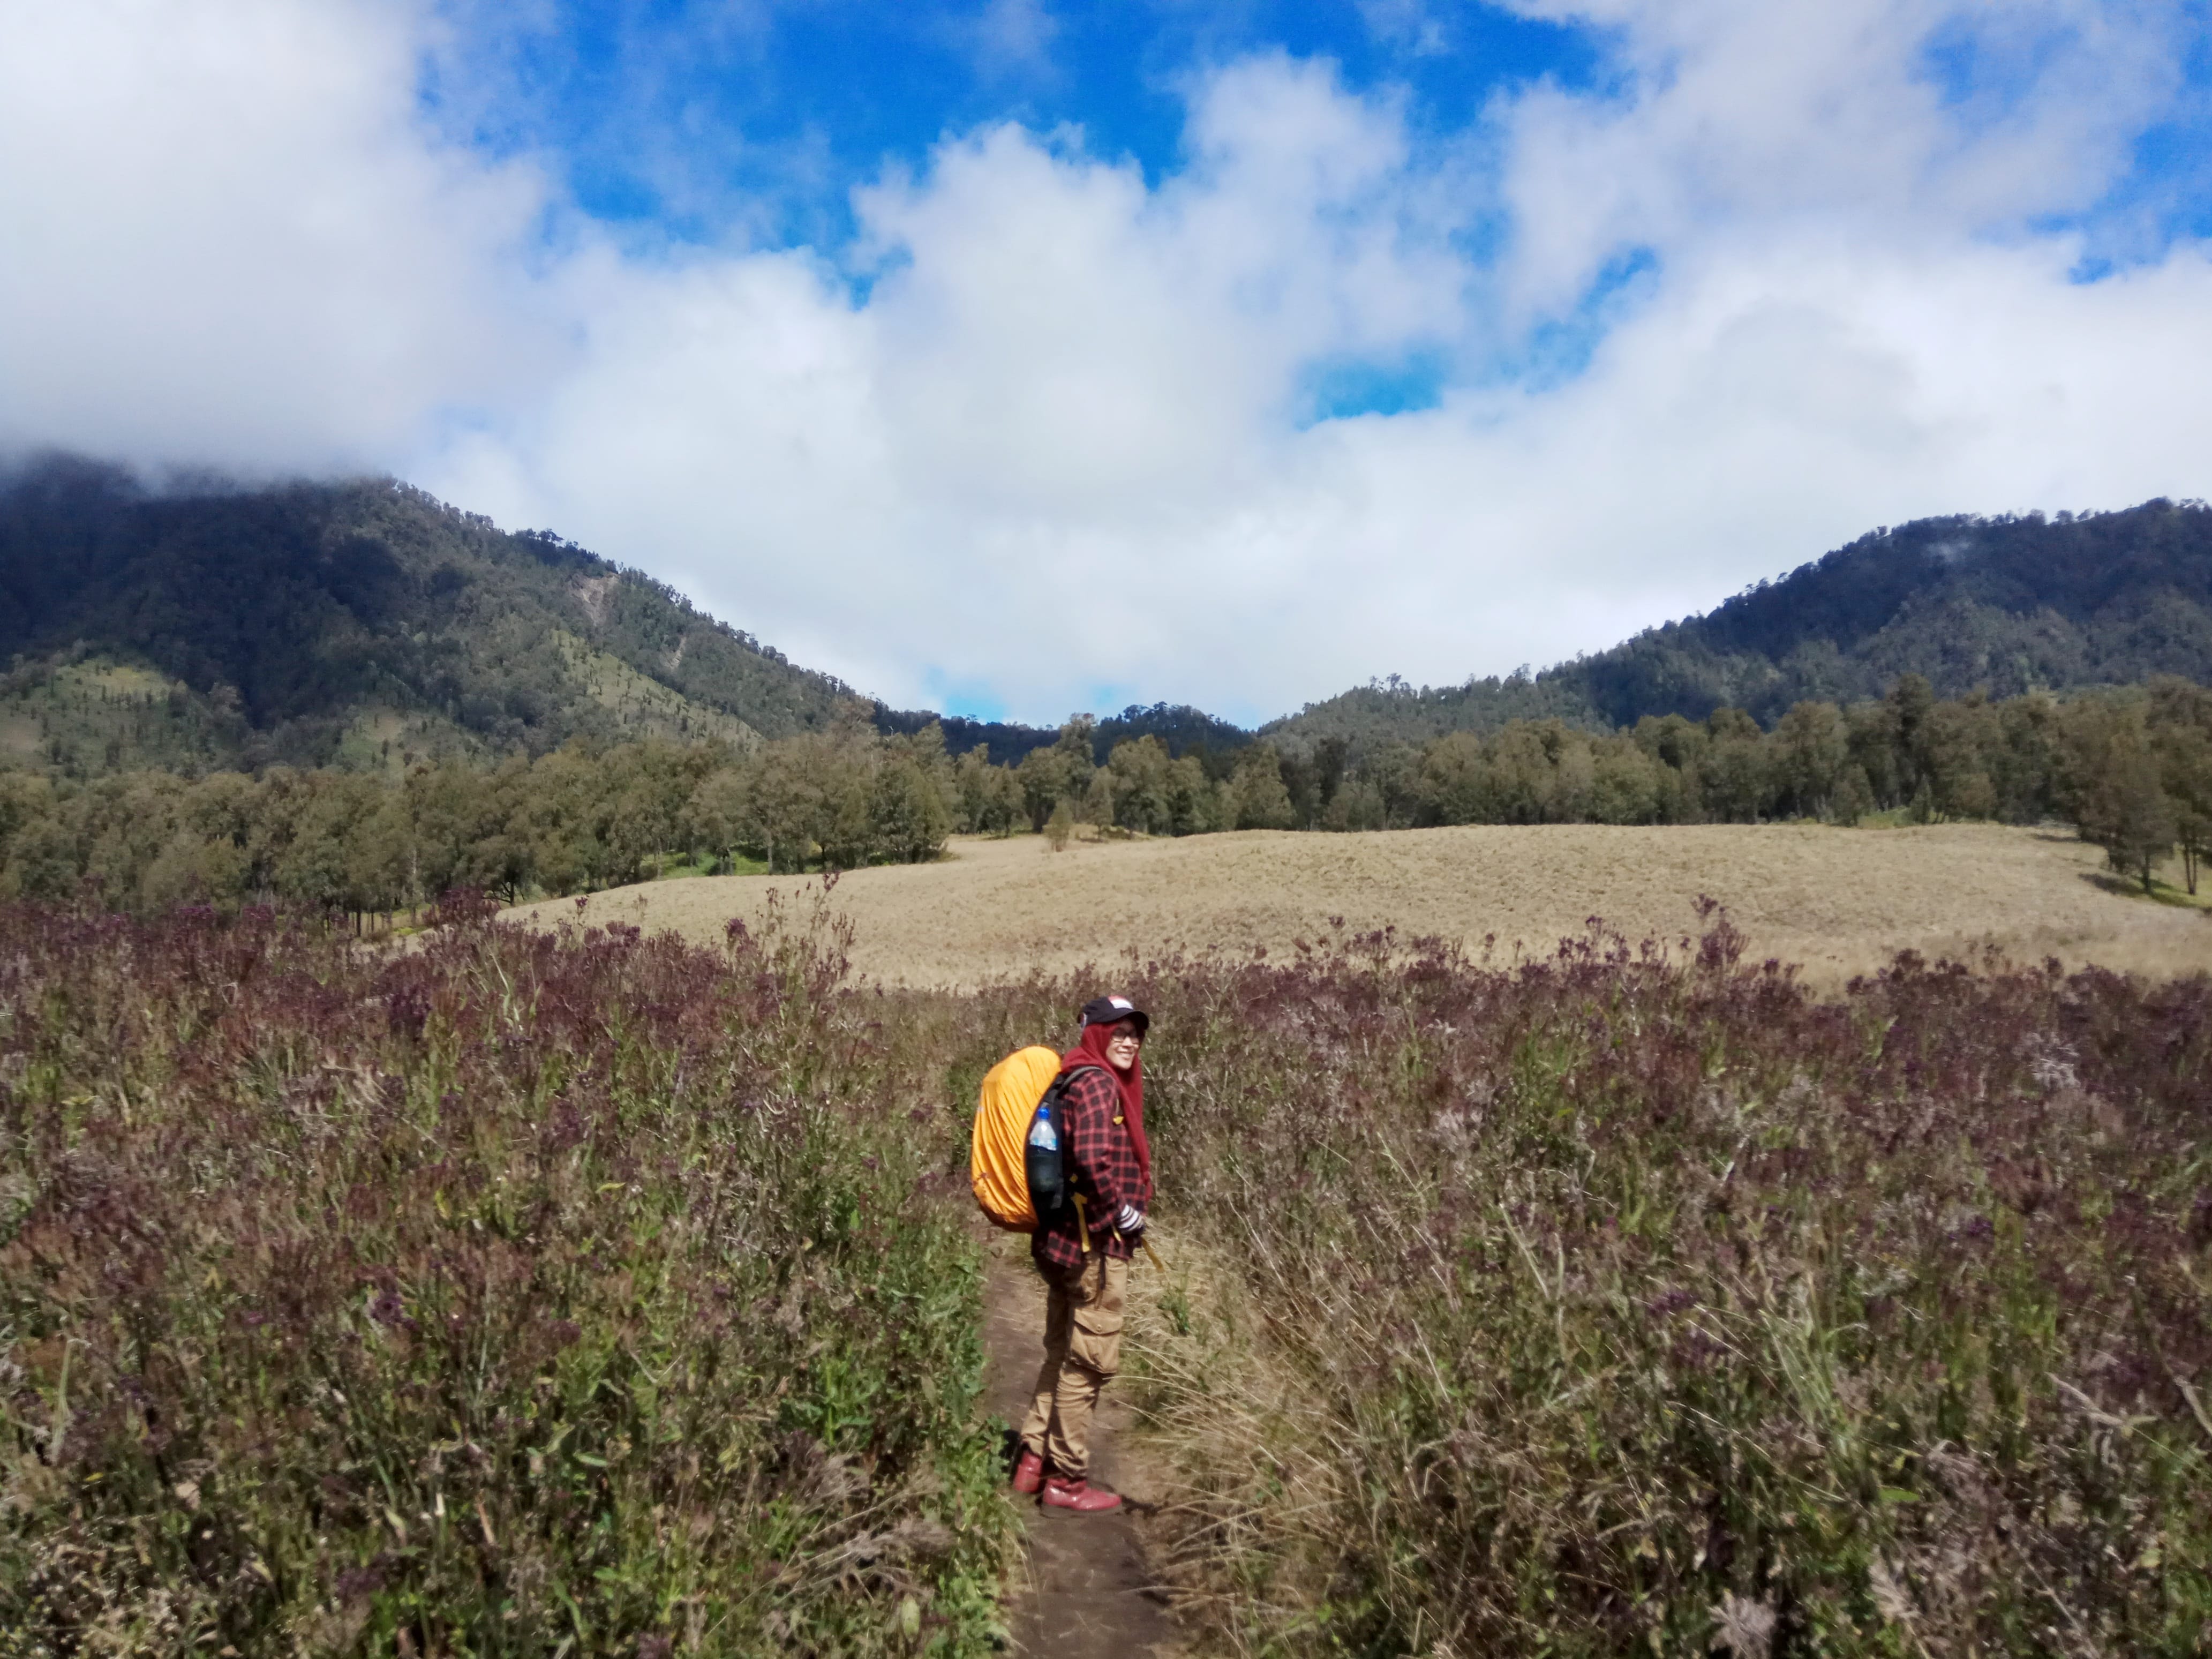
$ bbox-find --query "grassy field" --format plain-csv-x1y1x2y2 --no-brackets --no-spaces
945,925,2212,1656
506,822,2212,988
5,887,2209,1654
0,897,1012,1655
11,817,2211,1653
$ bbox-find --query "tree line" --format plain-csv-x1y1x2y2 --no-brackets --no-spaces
2,674,2208,920
1298,673,2212,893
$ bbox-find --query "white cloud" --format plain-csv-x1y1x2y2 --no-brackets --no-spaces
969,0,1060,81
1489,0,2184,321
7,0,2212,723
427,57,1480,711
0,0,554,473
1358,0,1451,58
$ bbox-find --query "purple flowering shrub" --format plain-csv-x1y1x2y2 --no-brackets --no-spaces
7,885,2205,1656
0,896,1004,1654
978,918,2212,1655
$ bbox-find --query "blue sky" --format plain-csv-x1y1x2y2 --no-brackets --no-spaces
436,1,2212,282
436,2,1598,241
8,0,2212,723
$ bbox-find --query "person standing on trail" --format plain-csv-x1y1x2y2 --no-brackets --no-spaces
1012,994,1153,1513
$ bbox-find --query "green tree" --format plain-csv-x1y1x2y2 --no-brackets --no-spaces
1772,701,1847,819
1991,694,2061,822
1107,737,1173,835
1886,673,1938,802
1228,745,1296,830
2066,707,2173,892
747,741,829,873
1844,700,1900,808
2,812,78,901
347,792,416,918
1017,748,1071,832
509,746,607,897
870,756,950,863
80,773,187,905
1698,710,1771,823
273,772,382,917
401,760,509,899
1920,694,2000,821
1017,716,1096,831
1164,754,1221,836
1589,736,1663,824
950,742,1012,834
683,765,752,870
1830,764,1876,826
1486,724,1564,824
1312,734,1349,820
976,764,1025,836
1079,768,1117,829
1419,732,1494,825
1320,777,1388,831
2161,724,2212,894
817,770,875,871
2149,678,2212,892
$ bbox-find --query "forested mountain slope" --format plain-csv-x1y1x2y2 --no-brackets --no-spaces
9,456,2211,784
0,455,860,775
1270,498,2212,754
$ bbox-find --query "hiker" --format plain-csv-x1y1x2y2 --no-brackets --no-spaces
1011,994,1153,1513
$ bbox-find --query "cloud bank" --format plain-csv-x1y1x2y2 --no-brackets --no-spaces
4,0,2210,723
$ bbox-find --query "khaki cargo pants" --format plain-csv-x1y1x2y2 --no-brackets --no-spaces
1018,1252,1127,1480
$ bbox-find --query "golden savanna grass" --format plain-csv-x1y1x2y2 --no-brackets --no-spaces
505,821,2212,987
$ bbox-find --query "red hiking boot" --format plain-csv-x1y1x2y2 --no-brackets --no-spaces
1041,1475,1123,1513
1011,1448,1045,1496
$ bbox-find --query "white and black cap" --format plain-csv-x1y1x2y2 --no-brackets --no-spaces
1079,994,1150,1035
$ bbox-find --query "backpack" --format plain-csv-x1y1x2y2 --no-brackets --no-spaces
970,1047,1099,1232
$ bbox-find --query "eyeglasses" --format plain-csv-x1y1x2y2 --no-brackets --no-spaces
1102,1028,1143,1044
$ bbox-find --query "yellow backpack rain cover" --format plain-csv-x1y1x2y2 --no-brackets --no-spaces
971,1046,1063,1231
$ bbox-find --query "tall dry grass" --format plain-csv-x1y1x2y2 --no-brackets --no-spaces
952,921,2212,1656
0,892,1010,1656
9,884,2209,1656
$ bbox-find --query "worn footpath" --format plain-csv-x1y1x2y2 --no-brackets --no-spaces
979,1231,1183,1658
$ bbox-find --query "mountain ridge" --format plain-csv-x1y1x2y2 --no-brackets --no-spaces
1265,497,2212,754
6,452,2211,781
0,455,869,775
0,455,1261,777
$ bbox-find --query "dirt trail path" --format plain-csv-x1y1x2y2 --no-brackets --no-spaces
979,1232,1182,1658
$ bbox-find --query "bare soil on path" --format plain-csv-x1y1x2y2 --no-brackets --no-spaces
979,1230,1182,1658
506,822,2211,988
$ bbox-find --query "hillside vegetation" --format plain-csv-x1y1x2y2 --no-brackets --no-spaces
10,672,2212,924
1087,924,2212,1654
13,463,2212,795
0,456,1251,782
0,895,1009,1653
0,455,857,772
1273,498,2212,752
7,897,2206,1655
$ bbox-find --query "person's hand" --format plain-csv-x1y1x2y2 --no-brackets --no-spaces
1116,1204,1146,1238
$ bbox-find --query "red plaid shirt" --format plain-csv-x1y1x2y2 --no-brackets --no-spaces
1032,1064,1150,1270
